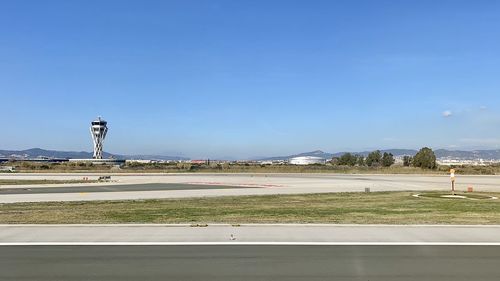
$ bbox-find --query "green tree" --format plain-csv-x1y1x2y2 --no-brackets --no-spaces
403,156,413,167
176,163,193,171
382,152,395,167
366,150,382,167
338,153,357,166
356,155,365,166
330,157,339,165
413,147,437,169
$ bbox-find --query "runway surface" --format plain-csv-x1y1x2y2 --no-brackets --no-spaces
0,183,257,195
1,173,499,203
2,224,500,280
2,245,500,281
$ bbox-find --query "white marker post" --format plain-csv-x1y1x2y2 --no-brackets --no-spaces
450,169,456,195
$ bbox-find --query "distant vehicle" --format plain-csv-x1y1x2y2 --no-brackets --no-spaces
98,176,112,181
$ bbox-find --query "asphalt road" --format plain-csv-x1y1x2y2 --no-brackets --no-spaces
1,245,499,281
0,183,258,195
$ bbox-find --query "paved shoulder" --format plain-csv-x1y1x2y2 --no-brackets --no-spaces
1,224,500,243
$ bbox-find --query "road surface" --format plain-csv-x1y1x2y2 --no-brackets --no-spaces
2,224,500,280
1,173,499,203
0,183,258,194
1,245,500,281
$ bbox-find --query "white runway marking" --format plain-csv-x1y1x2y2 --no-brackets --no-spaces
2,242,500,246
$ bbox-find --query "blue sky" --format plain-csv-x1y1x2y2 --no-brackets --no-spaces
1,0,500,159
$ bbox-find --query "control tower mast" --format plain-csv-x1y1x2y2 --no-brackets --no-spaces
90,117,108,159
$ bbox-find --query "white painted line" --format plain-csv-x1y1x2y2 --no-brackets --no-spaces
1,242,500,246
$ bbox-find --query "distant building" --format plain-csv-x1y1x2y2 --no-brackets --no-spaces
437,158,500,166
289,156,326,165
0,166,15,172
68,159,125,165
125,159,156,164
190,159,209,164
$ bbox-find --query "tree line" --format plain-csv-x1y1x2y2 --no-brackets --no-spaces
333,147,437,169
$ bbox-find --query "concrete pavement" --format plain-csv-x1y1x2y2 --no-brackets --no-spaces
2,224,500,243
1,173,499,203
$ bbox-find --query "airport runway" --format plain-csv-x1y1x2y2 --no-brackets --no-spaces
2,245,500,281
1,173,499,203
2,224,500,280
0,183,258,195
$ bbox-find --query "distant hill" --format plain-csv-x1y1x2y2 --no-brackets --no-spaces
3,148,500,162
434,149,500,160
330,149,419,158
0,148,189,161
256,150,334,161
257,149,500,161
256,149,417,161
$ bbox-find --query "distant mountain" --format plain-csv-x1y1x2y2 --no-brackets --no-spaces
256,149,500,161
434,149,500,160
0,148,93,159
330,149,419,158
3,148,500,162
256,149,417,161
123,154,189,161
0,148,189,161
256,150,334,161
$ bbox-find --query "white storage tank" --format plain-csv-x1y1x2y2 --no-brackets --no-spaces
289,156,326,165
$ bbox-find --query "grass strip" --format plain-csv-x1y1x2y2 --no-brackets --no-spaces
1,191,500,224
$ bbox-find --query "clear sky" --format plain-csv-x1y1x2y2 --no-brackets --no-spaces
1,0,500,159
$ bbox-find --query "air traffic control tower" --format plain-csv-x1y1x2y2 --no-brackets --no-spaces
69,117,124,164
90,117,108,159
